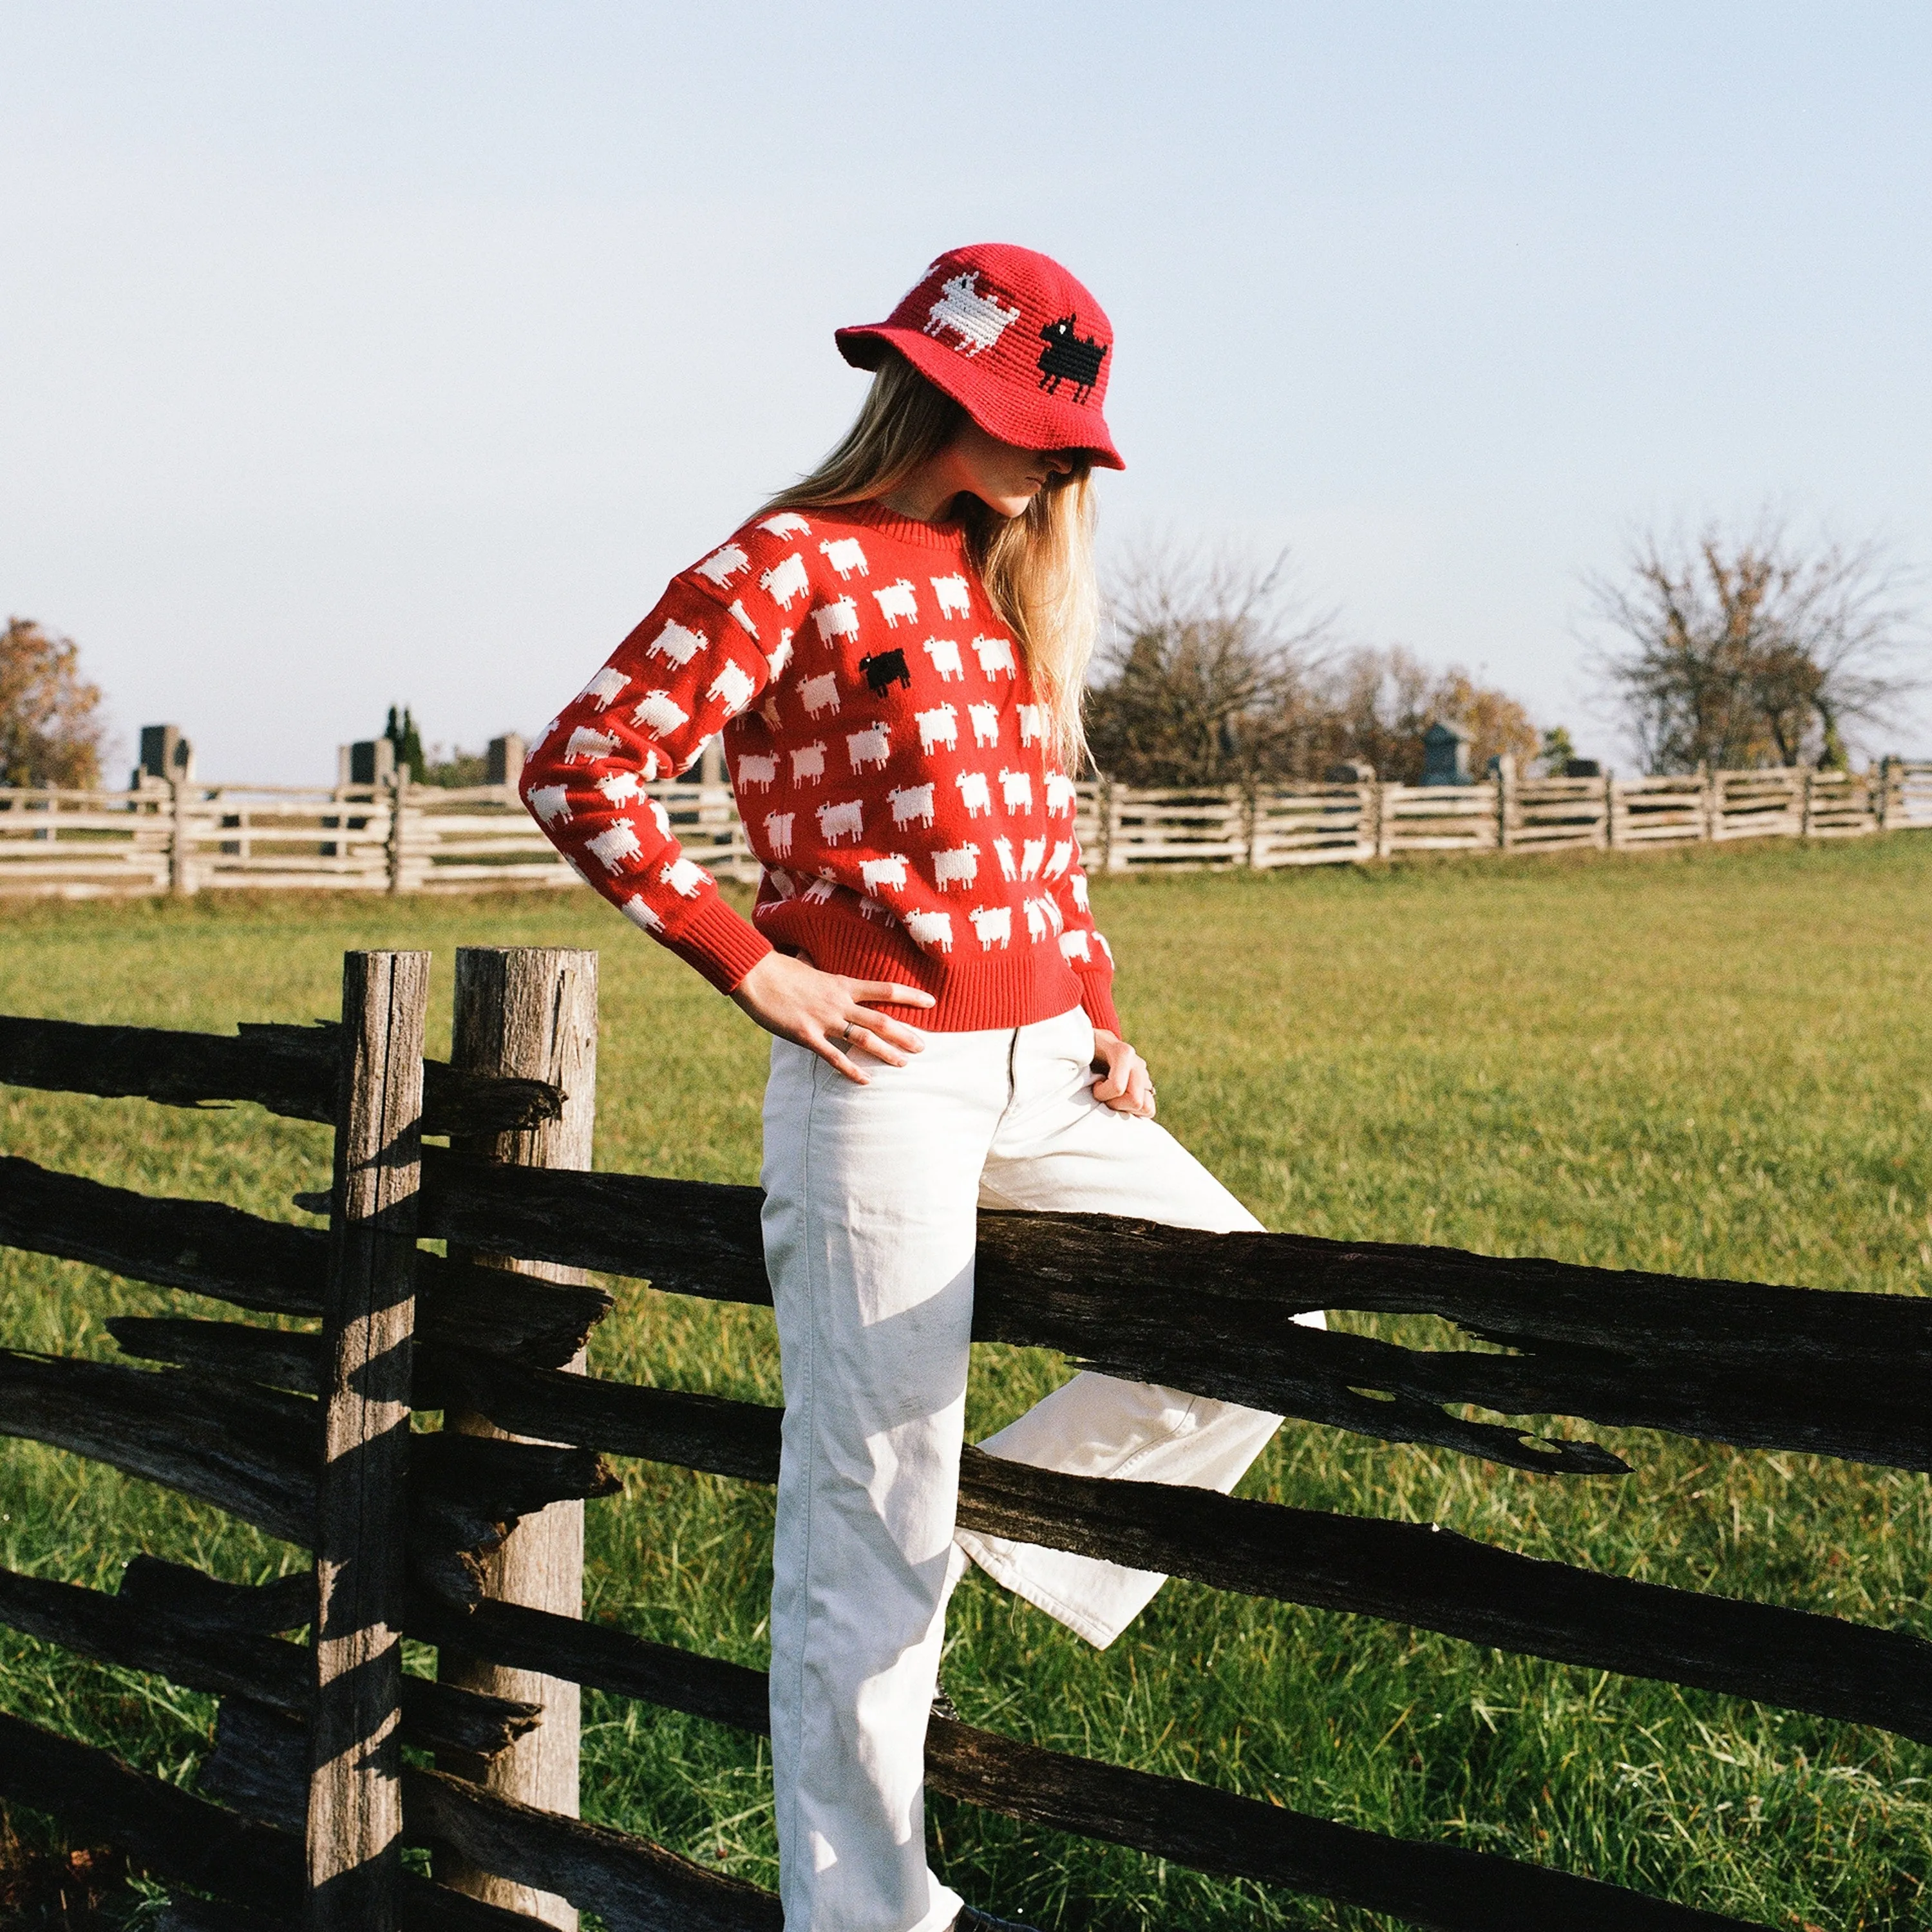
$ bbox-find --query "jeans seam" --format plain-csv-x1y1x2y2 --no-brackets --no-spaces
783,1044,826,1876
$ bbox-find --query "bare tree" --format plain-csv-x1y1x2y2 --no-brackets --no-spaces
0,618,107,789
1086,544,1332,785
1295,647,1539,784
1585,522,1922,772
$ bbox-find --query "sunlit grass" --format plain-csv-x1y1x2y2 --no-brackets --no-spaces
3,833,1930,1927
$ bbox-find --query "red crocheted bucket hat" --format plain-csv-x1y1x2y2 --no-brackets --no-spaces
836,242,1124,470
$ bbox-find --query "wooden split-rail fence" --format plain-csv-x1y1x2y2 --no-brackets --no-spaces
2,947,1929,1929
3,761,1929,898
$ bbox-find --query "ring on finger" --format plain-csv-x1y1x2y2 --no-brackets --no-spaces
842,1021,861,1047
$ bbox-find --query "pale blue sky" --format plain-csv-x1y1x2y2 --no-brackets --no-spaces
5,3,1928,779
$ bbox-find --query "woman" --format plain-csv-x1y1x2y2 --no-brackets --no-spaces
520,243,1320,1932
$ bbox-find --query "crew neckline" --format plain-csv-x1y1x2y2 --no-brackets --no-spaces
832,498,972,552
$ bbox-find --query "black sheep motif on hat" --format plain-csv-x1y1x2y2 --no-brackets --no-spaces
1037,315,1108,402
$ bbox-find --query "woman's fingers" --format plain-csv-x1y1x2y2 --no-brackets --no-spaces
850,1010,924,1054
1092,1040,1157,1117
817,1035,870,1084
853,979,936,1010
1092,1043,1139,1102
840,1016,913,1069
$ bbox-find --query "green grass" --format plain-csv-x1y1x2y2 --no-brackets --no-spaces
3,834,1931,1929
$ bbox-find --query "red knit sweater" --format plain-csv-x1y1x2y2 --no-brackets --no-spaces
520,500,1118,1034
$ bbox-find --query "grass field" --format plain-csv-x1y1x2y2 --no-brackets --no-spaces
3,833,1931,1929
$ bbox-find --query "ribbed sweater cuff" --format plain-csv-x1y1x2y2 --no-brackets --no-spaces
1077,969,1120,1036
661,893,774,995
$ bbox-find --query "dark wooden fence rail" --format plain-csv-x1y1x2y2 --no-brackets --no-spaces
2,964,1924,1927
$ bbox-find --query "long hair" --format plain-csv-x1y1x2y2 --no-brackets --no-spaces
758,351,1099,768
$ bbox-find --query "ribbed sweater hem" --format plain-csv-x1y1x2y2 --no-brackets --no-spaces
661,894,775,994
758,902,1110,1032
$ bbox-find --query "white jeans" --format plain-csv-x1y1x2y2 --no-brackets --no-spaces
760,1004,1323,1932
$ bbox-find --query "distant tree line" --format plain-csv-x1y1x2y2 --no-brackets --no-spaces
1088,521,1922,789
1583,521,1920,775
0,618,106,789
2,520,1918,797
383,705,489,786
1084,549,1541,788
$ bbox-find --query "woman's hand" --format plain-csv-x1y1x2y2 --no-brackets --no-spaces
1090,1028,1156,1118
730,951,934,1084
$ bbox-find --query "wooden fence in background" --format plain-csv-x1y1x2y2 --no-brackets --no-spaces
3,949,1931,1928
3,762,1929,898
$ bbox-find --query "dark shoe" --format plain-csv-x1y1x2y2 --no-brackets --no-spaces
953,1908,1041,1932
931,1680,963,1723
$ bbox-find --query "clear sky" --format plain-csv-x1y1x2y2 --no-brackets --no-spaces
5,3,1928,781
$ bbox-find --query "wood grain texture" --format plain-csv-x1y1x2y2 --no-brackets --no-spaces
308,949,429,1929
110,1315,323,1392
0,1709,553,1931
0,1155,610,1366
412,1598,1756,1932
0,1566,540,1756
415,1157,1932,1474
7,1334,1922,1745
438,946,598,1930
0,1349,616,1598
0,1347,317,1541
0,1012,564,1135
0,1707,303,1915
404,1765,783,1932
118,1554,315,1634
431,1365,1932,1745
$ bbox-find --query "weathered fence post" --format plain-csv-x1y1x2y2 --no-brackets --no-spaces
1877,755,1892,833
1494,757,1515,853
386,775,408,896
167,778,194,898
308,951,429,1931
1374,781,1394,861
439,947,598,1930
1599,769,1615,849
1101,777,1126,873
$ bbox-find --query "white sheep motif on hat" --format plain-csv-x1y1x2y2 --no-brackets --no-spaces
923,272,1021,357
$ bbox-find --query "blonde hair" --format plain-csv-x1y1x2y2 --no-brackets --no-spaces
758,352,1099,768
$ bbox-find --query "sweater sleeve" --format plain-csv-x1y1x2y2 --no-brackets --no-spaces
1042,788,1119,1034
519,562,775,995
